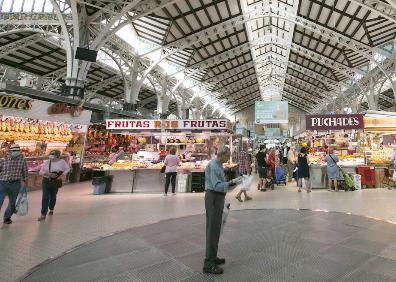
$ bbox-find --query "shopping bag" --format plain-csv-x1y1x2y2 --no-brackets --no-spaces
16,187,28,216
240,175,253,191
221,203,230,235
393,170,396,181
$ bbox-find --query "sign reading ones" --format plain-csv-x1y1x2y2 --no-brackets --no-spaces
0,94,32,110
106,119,230,130
305,114,364,130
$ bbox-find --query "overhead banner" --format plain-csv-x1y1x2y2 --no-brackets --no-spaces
255,101,288,124
305,114,364,130
0,96,92,125
106,119,231,130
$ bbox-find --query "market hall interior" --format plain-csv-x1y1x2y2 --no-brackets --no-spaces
1,0,396,281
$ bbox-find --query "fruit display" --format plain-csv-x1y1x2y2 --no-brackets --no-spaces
97,159,238,171
365,146,393,165
0,116,73,142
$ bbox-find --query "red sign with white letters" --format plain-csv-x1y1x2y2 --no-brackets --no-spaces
305,114,364,130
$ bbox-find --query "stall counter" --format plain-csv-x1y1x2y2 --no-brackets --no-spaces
309,164,362,189
96,163,239,193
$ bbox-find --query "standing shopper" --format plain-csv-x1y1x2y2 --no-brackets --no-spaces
325,148,340,192
282,145,289,165
164,147,180,196
0,144,28,225
235,144,252,202
203,146,241,275
38,150,70,221
297,147,311,192
267,148,276,184
287,146,297,182
256,145,267,191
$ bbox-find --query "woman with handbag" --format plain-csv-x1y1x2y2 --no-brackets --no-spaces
163,147,180,196
324,148,340,192
38,150,70,221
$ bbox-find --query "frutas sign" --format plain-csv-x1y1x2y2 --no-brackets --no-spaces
305,114,364,130
106,119,230,130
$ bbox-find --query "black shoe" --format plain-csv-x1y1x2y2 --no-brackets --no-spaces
214,257,226,265
203,265,224,274
3,218,12,224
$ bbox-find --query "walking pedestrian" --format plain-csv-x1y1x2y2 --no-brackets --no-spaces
235,144,252,202
267,148,276,187
287,146,297,182
163,147,180,196
38,150,70,221
0,144,28,225
297,147,311,192
203,146,241,275
256,145,267,191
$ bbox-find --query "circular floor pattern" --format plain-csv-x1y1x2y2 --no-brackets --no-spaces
23,209,396,282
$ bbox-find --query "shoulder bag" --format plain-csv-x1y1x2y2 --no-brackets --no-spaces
48,160,63,189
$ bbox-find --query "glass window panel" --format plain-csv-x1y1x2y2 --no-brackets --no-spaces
1,0,14,12
43,0,53,12
33,0,45,12
22,0,34,12
12,0,23,12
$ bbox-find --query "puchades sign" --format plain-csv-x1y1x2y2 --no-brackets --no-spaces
305,114,365,130
255,101,288,124
106,119,231,130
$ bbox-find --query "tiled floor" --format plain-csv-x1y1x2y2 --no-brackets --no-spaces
1,178,396,281
23,210,396,282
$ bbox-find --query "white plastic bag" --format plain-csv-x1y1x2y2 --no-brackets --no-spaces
240,175,253,191
221,203,230,235
16,187,28,216
393,170,396,181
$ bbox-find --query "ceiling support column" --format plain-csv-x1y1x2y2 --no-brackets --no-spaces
157,77,171,118
366,77,379,110
124,57,140,111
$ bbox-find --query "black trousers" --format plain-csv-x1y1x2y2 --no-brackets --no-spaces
204,190,225,268
165,172,177,194
41,178,58,216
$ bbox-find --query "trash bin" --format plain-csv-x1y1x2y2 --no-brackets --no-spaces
177,173,190,193
92,176,106,195
105,175,113,193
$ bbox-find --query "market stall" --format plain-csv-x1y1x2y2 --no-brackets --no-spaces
361,115,396,187
0,93,91,190
304,114,365,189
83,119,237,193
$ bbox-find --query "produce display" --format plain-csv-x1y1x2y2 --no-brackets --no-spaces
364,146,393,165
0,116,73,142
308,153,364,166
96,159,238,171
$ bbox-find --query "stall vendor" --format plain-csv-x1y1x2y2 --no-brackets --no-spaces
108,147,125,165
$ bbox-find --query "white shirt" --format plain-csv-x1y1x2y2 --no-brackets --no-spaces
164,155,180,173
283,147,288,158
40,159,71,177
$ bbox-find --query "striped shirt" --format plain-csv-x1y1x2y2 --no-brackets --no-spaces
0,156,28,182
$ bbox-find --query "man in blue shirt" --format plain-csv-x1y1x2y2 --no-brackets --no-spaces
203,146,241,274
